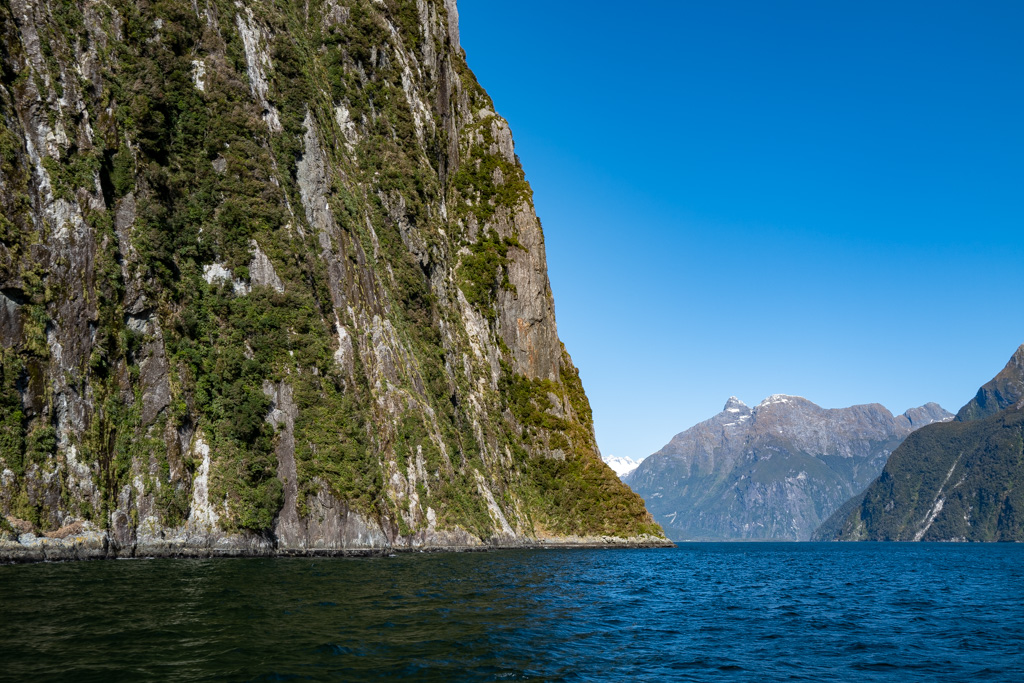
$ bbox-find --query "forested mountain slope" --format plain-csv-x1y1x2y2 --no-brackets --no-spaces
819,345,1024,542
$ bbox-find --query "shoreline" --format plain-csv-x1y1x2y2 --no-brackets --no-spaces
0,533,675,565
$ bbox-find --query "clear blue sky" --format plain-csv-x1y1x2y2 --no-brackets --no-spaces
458,1,1024,461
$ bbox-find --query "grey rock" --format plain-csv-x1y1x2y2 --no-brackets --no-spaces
138,330,171,426
897,401,955,430
444,0,460,50
249,241,285,293
495,203,560,381
630,395,953,541
0,291,22,348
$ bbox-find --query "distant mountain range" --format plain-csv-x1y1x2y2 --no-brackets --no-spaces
817,345,1024,541
628,396,952,541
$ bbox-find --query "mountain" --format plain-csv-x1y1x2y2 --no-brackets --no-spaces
603,456,641,479
0,0,666,560
954,345,1024,422
818,345,1024,542
629,396,952,541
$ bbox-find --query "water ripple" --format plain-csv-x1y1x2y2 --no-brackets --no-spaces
2,544,1024,681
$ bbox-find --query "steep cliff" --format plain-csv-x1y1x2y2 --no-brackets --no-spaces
628,395,951,541
0,0,665,560
822,345,1024,542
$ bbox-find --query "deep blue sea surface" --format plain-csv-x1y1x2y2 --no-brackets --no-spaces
2,543,1023,681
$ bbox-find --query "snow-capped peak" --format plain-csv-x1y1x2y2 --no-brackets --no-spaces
758,394,801,407
723,396,749,413
603,455,641,479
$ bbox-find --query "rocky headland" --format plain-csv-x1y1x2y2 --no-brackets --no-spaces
0,0,666,562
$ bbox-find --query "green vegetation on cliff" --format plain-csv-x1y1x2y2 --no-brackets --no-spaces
0,0,662,547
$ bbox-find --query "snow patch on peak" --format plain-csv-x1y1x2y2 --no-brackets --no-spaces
723,396,749,413
603,455,641,479
759,394,801,407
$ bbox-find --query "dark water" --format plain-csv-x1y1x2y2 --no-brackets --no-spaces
2,544,1023,681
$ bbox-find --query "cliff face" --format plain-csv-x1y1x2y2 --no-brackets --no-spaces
628,396,951,541
823,345,1024,542
0,0,664,560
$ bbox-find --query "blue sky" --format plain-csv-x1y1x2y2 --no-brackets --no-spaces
458,1,1024,460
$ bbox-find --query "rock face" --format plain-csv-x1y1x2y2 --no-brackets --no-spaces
820,345,1024,542
0,0,665,561
628,396,952,541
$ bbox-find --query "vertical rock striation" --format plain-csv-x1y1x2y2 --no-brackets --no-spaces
0,0,665,560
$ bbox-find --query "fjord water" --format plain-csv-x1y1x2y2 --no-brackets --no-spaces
2,545,1022,681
